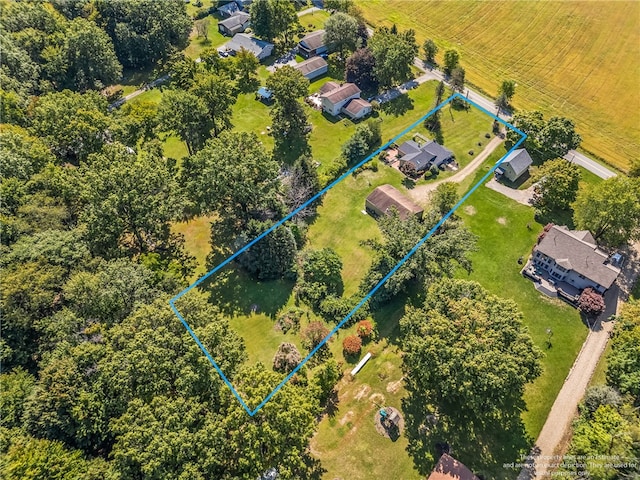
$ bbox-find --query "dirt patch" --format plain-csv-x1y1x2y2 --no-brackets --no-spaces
497,216,507,225
373,406,404,440
354,384,371,401
386,378,404,394
369,393,385,405
339,410,354,426
464,205,477,215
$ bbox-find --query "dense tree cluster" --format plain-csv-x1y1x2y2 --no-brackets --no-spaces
564,300,640,478
507,110,582,162
367,25,419,89
530,159,581,219
572,176,640,246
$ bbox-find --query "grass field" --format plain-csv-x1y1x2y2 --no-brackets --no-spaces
355,0,640,172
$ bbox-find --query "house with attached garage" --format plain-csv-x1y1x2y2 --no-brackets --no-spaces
298,30,328,58
226,33,274,61
397,139,453,174
527,225,621,295
496,148,533,182
319,82,371,118
218,12,251,36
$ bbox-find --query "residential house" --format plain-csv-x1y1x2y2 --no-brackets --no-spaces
218,12,251,36
226,33,274,61
319,82,361,116
496,148,533,182
397,139,453,173
342,98,372,120
318,81,340,95
365,184,423,220
531,225,621,294
427,454,480,480
298,30,328,58
235,0,252,10
293,56,328,80
218,1,240,17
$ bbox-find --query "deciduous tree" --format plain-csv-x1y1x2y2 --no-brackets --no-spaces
443,49,459,75
530,159,581,217
345,47,378,91
324,12,359,59
423,39,438,64
157,88,210,155
368,26,418,88
401,279,542,425
296,248,344,309
572,176,640,246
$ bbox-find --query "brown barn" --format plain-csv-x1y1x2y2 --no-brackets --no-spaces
365,184,423,220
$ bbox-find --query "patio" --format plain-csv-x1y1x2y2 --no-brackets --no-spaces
522,260,580,304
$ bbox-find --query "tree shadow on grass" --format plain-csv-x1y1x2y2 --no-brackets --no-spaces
380,94,414,117
203,264,294,318
402,389,534,479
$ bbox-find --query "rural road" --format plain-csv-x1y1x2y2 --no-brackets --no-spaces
411,59,617,180
405,135,504,205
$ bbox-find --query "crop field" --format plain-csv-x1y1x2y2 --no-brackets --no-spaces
356,0,640,171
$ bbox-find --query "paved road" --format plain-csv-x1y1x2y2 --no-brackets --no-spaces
411,60,617,180
563,150,616,179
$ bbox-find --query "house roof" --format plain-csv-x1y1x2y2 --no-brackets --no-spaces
227,33,273,56
427,454,480,480
343,98,371,115
535,225,621,289
320,82,360,104
257,86,272,98
366,184,423,220
318,81,340,95
299,30,326,51
218,1,239,16
399,140,453,171
294,56,328,76
218,11,250,30
502,148,533,176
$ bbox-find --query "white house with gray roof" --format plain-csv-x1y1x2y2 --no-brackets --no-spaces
496,148,533,182
531,225,621,294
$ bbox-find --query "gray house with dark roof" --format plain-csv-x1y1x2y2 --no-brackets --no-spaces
531,225,621,294
397,140,453,173
218,12,250,36
497,148,533,182
298,30,328,58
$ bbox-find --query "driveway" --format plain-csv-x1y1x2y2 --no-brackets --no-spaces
485,178,536,206
517,242,640,479
405,136,504,205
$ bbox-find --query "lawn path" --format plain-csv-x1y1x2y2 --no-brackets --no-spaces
406,135,504,206
517,242,640,479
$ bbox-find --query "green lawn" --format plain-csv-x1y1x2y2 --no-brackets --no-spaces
185,13,228,59
456,166,588,438
298,10,331,33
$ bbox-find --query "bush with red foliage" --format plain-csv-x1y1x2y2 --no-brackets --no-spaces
577,288,605,317
356,320,374,339
342,335,362,356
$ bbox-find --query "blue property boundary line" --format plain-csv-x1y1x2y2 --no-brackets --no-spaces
170,92,526,416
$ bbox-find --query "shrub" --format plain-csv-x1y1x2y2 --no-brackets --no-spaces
301,321,330,350
577,288,605,317
276,307,304,334
342,335,362,355
468,150,474,156
356,319,374,339
273,342,302,373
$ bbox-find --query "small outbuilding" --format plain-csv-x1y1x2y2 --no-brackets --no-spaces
365,184,423,220
496,148,533,182
218,11,250,36
298,30,327,58
293,56,329,80
256,86,273,103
